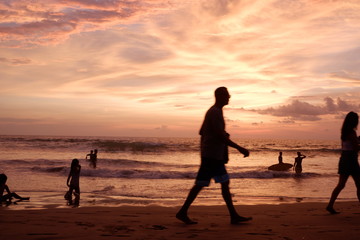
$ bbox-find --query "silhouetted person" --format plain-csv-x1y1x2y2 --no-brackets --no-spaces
176,87,251,225
268,151,293,171
293,152,306,174
278,151,283,164
86,149,97,169
93,149,98,168
327,111,360,214
0,173,29,204
66,159,81,206
86,150,93,161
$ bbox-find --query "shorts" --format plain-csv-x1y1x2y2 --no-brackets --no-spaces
195,157,229,187
338,151,360,176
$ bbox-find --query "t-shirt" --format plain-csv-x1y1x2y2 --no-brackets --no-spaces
199,105,228,162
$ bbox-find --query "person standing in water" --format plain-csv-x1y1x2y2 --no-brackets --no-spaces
326,111,360,214
66,159,81,206
293,152,306,174
176,87,251,225
92,149,98,168
86,150,97,169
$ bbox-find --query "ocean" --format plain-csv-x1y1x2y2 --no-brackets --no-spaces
0,135,357,209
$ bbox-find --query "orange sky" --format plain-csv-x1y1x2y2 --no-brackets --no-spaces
1,0,360,139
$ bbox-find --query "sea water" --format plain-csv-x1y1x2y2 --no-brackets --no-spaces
0,135,357,209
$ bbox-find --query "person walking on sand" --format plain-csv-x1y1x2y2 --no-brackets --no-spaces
293,152,306,174
176,87,251,225
66,159,81,206
326,111,360,214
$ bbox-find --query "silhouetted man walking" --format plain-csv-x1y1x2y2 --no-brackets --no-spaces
176,87,252,224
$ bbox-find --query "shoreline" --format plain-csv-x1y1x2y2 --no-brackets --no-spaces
1,201,359,240
2,190,358,211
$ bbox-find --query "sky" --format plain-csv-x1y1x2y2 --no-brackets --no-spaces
1,0,360,140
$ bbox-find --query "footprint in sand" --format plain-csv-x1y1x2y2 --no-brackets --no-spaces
75,221,95,228
27,233,58,236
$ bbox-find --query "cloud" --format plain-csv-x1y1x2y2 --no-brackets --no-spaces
64,0,140,9
119,36,174,63
0,57,32,65
251,121,263,126
329,70,360,83
256,97,360,121
154,125,168,131
277,118,296,125
0,0,174,47
0,117,47,124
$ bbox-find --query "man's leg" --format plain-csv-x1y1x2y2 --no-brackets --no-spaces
221,181,252,224
176,184,203,224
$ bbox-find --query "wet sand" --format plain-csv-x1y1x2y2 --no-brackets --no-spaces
1,201,359,240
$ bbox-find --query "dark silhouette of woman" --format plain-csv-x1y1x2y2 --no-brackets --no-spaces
326,112,360,214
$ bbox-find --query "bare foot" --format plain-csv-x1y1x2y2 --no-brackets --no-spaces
326,206,340,214
176,212,198,225
231,215,252,224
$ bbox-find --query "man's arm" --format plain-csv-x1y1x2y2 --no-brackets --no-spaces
225,135,249,157
209,108,249,157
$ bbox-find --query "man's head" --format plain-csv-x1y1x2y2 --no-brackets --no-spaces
215,87,230,106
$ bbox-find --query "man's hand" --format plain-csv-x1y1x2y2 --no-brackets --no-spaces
237,146,249,158
225,137,249,158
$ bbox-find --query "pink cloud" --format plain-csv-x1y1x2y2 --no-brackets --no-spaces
256,97,360,121
0,57,32,65
0,0,172,47
61,0,140,9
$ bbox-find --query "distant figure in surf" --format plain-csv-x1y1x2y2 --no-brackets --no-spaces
86,150,93,160
65,159,81,206
86,149,97,169
278,151,283,164
93,149,98,168
0,173,30,204
326,111,360,214
293,152,306,174
268,152,293,171
176,87,251,225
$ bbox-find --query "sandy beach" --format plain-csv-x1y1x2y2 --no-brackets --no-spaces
1,201,359,240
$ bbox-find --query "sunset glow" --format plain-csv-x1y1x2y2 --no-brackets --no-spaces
1,0,360,139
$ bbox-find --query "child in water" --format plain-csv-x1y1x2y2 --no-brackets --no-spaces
65,159,81,206
0,173,30,204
